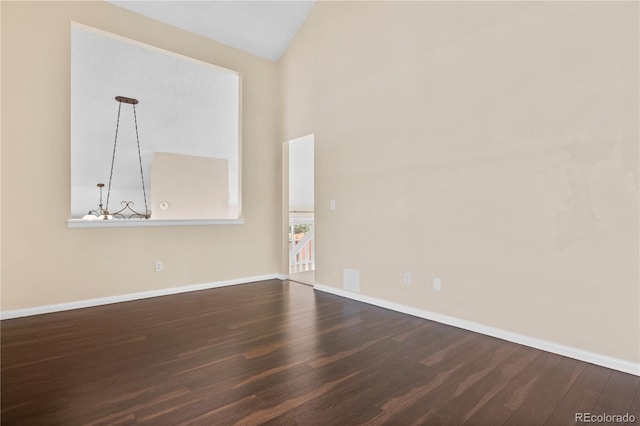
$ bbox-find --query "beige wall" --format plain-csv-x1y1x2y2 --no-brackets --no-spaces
1,1,282,310
150,153,230,219
281,1,639,363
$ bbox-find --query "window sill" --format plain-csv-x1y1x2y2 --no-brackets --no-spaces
67,218,245,228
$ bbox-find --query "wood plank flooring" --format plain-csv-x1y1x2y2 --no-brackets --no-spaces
1,280,638,425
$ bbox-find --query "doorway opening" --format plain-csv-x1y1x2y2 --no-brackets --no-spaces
287,134,314,285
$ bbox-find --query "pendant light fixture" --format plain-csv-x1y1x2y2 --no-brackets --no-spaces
86,96,152,220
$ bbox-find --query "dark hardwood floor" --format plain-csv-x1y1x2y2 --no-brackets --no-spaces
2,280,638,425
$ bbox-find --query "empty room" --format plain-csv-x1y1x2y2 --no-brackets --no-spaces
1,0,638,424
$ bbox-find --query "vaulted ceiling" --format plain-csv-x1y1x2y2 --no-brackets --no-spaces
107,1,316,61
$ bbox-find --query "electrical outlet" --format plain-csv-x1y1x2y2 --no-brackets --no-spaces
433,277,441,291
404,273,411,285
155,261,163,272
343,268,360,293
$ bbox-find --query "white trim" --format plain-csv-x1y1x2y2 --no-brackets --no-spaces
313,283,640,376
67,218,245,228
1,274,278,320
276,274,290,280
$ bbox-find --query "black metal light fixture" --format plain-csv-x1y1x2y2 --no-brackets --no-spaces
84,96,151,220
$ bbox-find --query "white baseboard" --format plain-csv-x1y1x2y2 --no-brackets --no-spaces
313,283,640,377
276,274,290,280
0,274,280,320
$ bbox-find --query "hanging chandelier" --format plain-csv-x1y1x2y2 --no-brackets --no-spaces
83,96,151,220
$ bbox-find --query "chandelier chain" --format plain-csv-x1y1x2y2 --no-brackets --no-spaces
105,101,122,213
133,105,149,217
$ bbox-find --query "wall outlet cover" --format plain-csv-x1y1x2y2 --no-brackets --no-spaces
433,277,441,291
343,268,360,293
